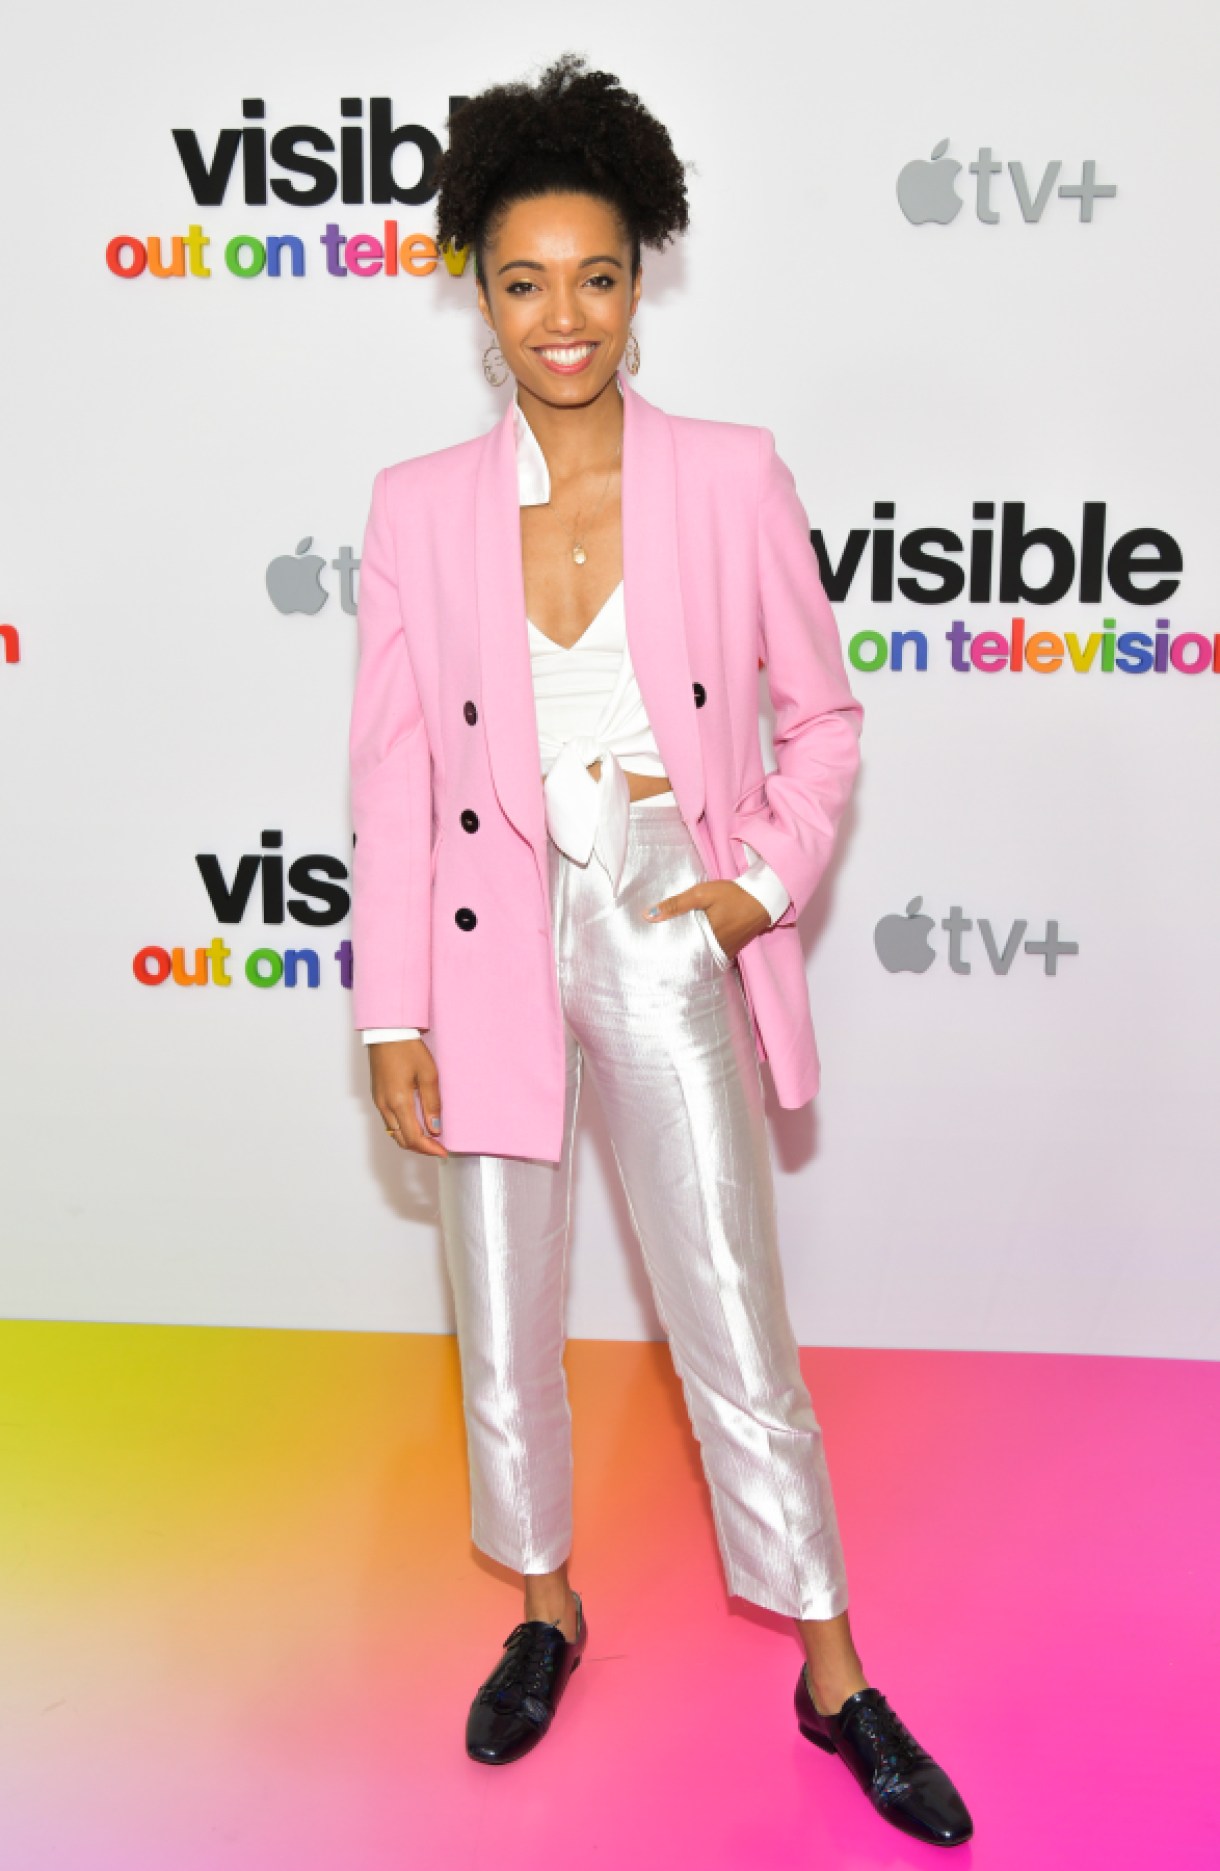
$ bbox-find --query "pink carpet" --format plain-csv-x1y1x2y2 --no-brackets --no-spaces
1,1324,1216,1869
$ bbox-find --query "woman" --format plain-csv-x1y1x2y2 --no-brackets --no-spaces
349,54,972,1848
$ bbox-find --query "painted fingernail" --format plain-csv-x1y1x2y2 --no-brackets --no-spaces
428,1116,441,1131
645,906,660,919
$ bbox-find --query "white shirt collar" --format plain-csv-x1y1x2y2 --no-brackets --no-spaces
513,398,552,507
512,375,624,508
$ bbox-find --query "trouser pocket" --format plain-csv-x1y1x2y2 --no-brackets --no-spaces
694,906,731,970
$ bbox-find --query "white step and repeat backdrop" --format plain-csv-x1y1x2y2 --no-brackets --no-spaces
3,1,1217,1357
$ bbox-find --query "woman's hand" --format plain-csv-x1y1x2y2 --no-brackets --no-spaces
644,880,772,961
369,1038,449,1157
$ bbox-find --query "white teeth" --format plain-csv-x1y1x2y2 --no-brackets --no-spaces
538,344,595,361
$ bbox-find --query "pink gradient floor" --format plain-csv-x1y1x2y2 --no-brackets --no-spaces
1,1324,1216,1870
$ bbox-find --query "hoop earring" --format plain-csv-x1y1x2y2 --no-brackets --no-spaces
482,337,509,387
624,327,641,375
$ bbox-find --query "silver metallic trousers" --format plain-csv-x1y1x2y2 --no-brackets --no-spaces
436,798,850,1621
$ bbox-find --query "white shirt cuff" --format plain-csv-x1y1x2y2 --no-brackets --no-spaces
360,1027,423,1044
735,845,791,926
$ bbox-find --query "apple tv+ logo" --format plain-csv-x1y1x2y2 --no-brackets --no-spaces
265,538,360,615
896,140,1117,224
874,897,1079,975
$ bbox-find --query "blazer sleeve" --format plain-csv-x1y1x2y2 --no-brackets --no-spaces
348,466,433,1029
726,428,864,926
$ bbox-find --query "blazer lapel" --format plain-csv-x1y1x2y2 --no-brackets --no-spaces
473,367,706,876
474,399,548,871
619,370,705,827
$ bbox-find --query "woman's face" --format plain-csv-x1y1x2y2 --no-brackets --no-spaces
476,191,641,409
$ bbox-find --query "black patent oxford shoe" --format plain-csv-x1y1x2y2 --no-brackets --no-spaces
465,1593,587,1765
794,1667,974,1847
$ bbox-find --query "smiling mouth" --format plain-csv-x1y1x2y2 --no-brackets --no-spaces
533,342,598,369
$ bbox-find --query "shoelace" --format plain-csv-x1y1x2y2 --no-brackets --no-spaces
477,1621,566,1713
847,1695,933,1786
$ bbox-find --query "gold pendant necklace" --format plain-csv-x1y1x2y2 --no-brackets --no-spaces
569,441,621,566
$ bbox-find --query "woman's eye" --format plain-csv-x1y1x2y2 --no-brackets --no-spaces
505,276,615,293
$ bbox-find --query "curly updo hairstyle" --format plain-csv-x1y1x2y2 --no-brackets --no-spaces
434,53,690,282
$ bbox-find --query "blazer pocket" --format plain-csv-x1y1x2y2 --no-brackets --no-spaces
734,779,770,818
729,778,773,862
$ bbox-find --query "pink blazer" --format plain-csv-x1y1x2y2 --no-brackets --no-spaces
349,367,864,1160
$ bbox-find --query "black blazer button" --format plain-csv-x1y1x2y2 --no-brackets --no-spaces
463,700,478,725
692,681,707,708
454,907,477,931
460,809,479,833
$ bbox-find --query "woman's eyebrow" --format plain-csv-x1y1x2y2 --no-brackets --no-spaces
496,253,624,275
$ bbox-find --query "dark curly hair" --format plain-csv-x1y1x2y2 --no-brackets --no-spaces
433,53,690,280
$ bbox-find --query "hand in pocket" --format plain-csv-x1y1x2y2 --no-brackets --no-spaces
643,879,772,963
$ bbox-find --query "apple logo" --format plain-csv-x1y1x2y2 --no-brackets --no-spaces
266,538,329,615
896,139,963,225
874,897,937,973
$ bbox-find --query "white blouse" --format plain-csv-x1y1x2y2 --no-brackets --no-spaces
361,392,790,1045
530,578,681,894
